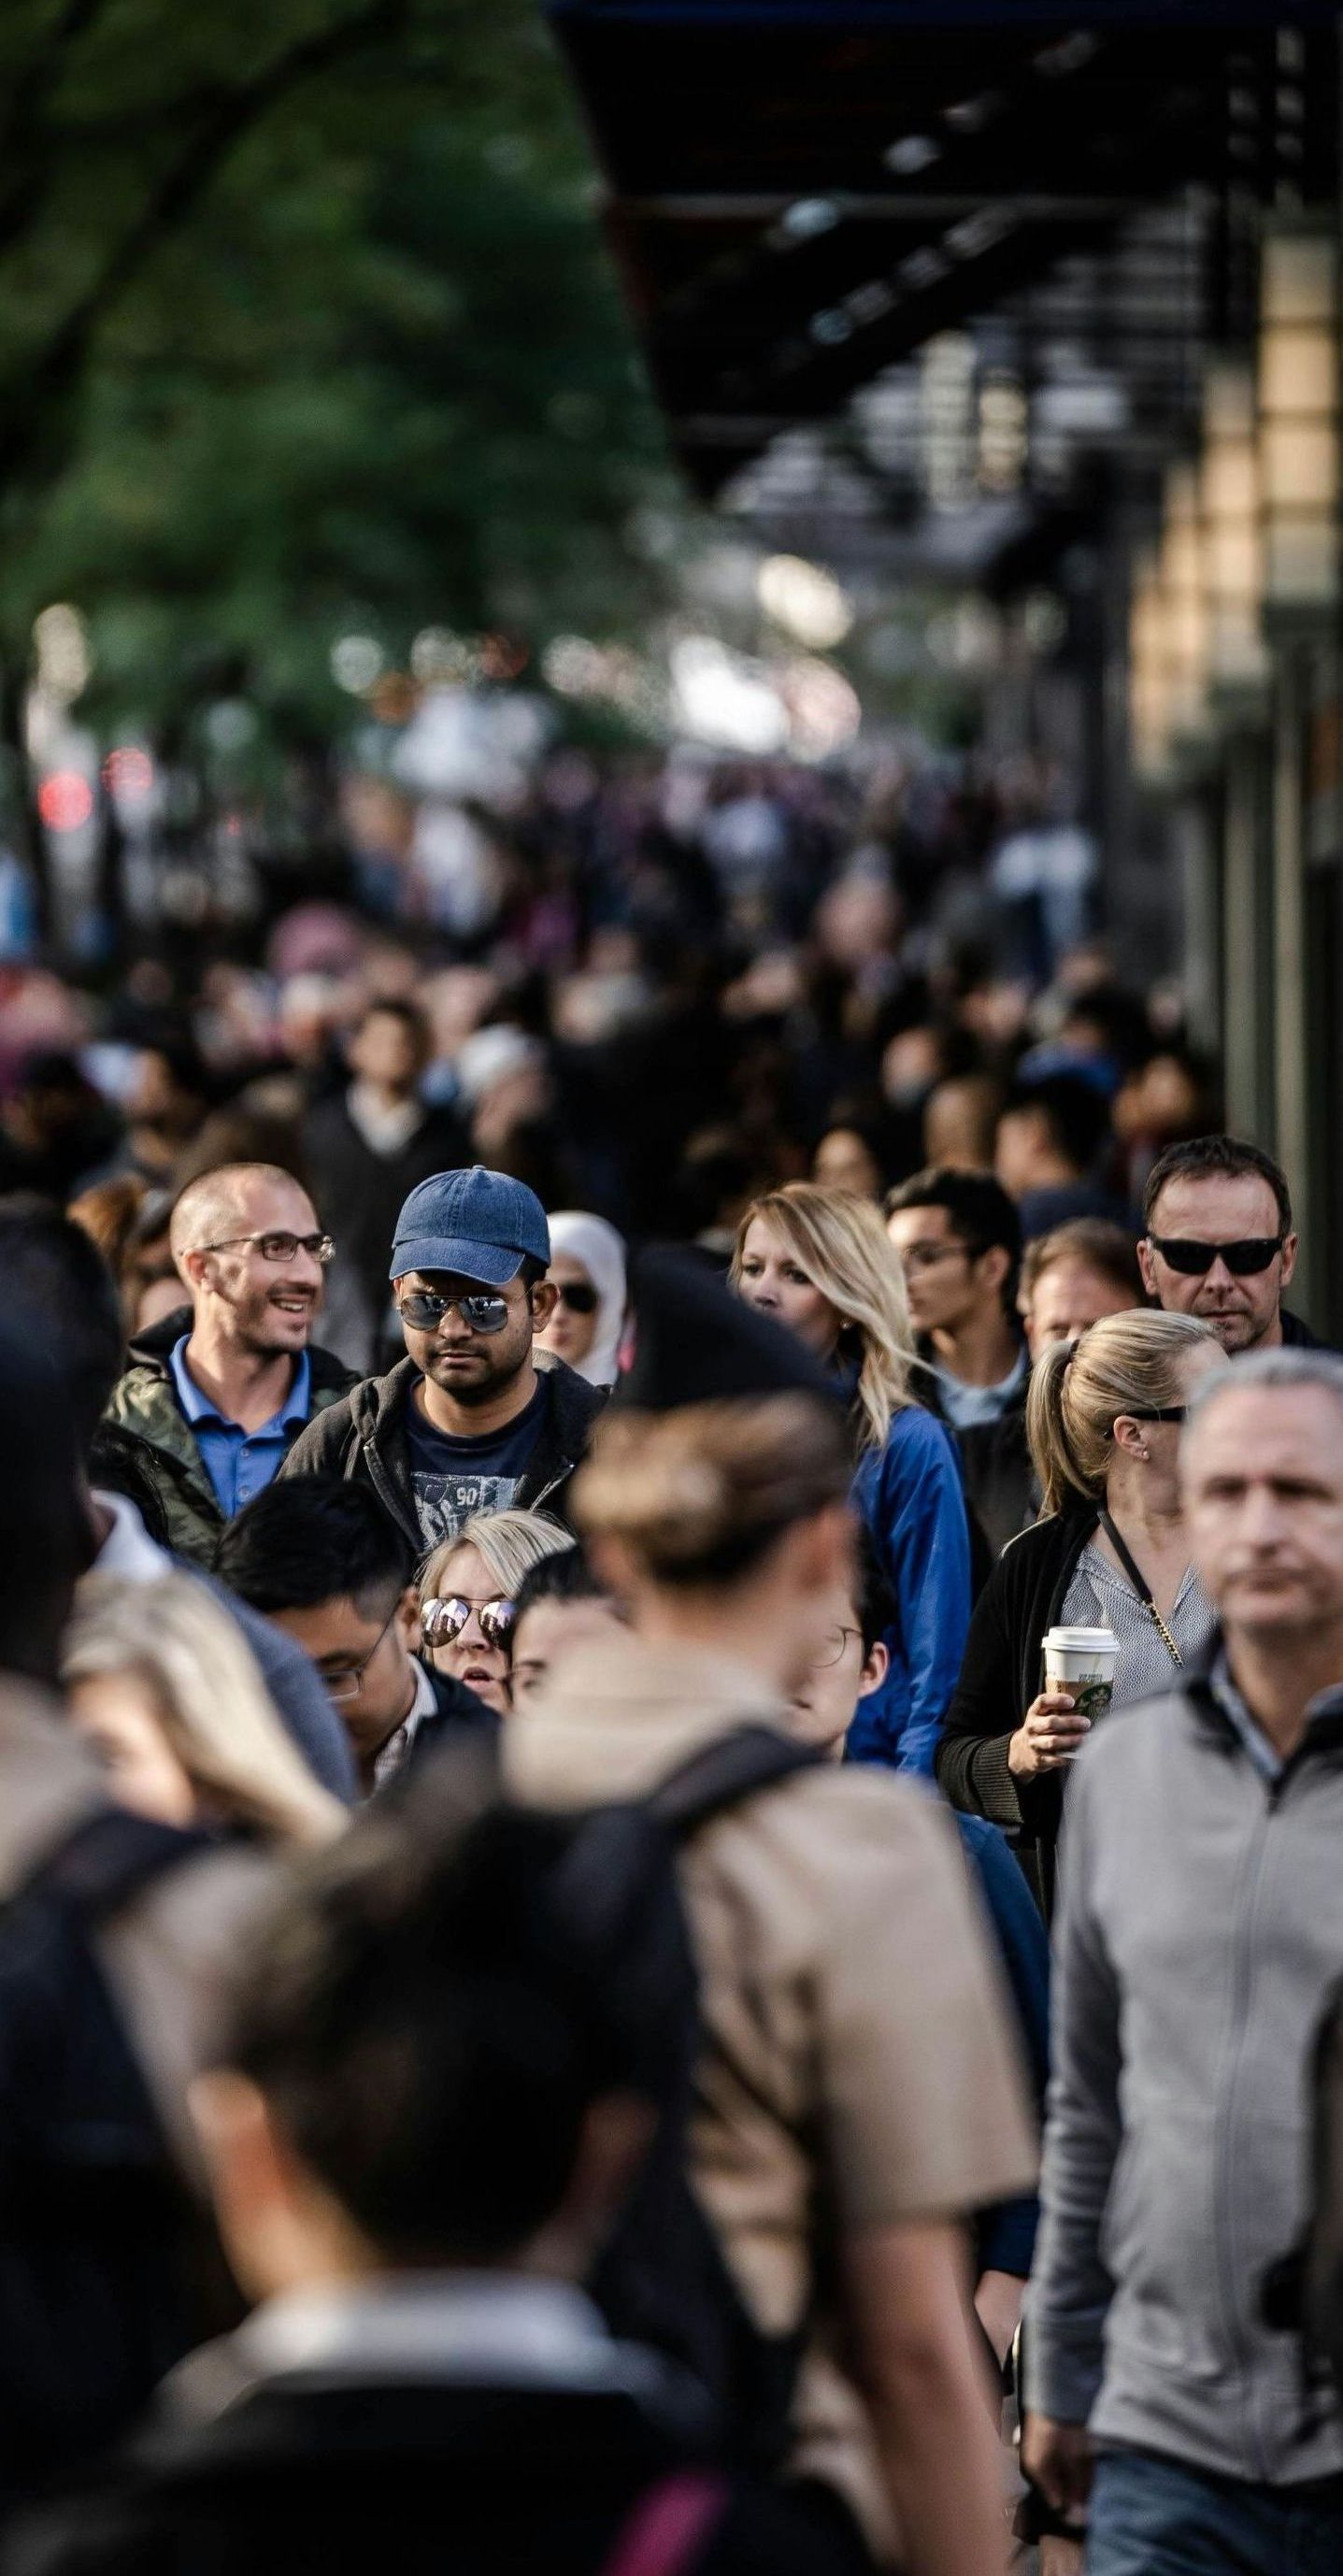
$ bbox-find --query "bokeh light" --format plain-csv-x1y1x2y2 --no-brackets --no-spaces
38,770,94,831
757,555,854,650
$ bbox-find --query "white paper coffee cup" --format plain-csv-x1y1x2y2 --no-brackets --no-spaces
1043,1624,1118,1720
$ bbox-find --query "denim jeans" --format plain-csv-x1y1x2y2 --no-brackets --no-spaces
1088,2449,1343,2576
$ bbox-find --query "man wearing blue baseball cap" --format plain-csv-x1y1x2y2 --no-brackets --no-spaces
280,1167,607,1553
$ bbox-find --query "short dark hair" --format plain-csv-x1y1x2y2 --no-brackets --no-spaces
885,1166,1022,1309
513,1541,605,1625
1020,1218,1144,1309
885,1166,1022,1263
1001,1074,1110,1177
216,1477,411,1621
221,1753,688,2262
853,1525,896,1661
1144,1134,1292,1237
141,1036,210,1102
0,1195,124,1456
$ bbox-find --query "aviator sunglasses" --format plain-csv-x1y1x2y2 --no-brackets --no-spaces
421,1593,517,1650
398,1288,511,1335
1147,1235,1284,1277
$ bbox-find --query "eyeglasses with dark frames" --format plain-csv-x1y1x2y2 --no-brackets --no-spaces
320,1600,400,1701
1112,1406,1188,1426
195,1230,335,1265
811,1623,864,1669
1147,1236,1283,1278
398,1289,511,1336
894,1241,974,1274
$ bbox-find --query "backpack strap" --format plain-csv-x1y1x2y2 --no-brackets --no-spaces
645,1726,824,1838
19,1807,212,1924
601,2472,729,2576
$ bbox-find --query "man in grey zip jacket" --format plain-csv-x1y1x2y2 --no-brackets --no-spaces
1024,1348,1343,2575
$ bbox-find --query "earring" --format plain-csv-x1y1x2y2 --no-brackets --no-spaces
1138,1447,1150,1463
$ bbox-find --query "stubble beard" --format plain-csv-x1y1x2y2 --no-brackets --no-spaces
427,1341,530,1408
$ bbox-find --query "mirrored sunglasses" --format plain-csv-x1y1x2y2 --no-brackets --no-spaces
1148,1236,1283,1278
399,1289,510,1335
421,1594,517,1650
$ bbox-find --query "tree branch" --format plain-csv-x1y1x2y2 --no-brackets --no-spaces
0,0,420,489
0,0,121,262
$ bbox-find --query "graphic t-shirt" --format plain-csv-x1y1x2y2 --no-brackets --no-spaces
406,1378,548,1549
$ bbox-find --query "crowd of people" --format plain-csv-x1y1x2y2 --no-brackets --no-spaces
0,754,1339,2576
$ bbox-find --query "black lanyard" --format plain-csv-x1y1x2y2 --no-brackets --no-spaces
1097,1510,1184,1667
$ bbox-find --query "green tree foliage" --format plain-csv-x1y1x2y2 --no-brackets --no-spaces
0,0,680,884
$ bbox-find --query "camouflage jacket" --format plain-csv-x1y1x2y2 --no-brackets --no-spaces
93,1309,357,1567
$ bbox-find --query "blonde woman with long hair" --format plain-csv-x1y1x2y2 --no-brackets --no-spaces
64,1573,344,1848
419,1508,574,1714
733,1181,972,1774
936,1307,1222,1915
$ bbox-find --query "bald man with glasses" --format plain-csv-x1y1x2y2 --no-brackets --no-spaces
101,1162,357,1565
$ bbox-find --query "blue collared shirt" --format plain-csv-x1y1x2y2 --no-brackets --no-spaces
169,1336,311,1520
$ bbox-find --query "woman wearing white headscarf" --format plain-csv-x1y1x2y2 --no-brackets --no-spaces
536,1209,627,1388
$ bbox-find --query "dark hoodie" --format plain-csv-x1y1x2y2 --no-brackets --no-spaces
279,1352,607,1554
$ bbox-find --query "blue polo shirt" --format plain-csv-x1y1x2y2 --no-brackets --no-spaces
169,1337,311,1520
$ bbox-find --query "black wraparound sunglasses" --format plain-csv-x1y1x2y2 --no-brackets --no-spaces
1148,1235,1283,1277
554,1279,599,1315
1113,1406,1188,1427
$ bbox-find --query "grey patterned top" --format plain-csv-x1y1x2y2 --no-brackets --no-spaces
1061,1542,1217,1710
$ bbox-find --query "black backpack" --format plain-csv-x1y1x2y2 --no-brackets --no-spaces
0,1805,224,2512
562,1725,823,2473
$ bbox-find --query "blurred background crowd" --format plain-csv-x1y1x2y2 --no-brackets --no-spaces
1,731,1217,1375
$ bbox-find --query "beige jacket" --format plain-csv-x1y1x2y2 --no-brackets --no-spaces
506,1631,1037,2554
0,1679,273,2180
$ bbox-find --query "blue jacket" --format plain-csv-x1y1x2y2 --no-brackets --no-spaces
847,1402,972,1775
957,1811,1048,2280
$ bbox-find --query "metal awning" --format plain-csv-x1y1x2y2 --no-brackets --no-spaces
548,2,1341,516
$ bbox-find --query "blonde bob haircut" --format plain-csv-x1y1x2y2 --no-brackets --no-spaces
1027,1308,1219,1517
573,1393,851,1590
732,1181,917,1453
63,1573,344,1848
419,1508,574,1611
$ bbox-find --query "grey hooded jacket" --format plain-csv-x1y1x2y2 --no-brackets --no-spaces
1025,1655,1343,2485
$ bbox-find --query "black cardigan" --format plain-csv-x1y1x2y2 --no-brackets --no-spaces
935,1506,1096,1916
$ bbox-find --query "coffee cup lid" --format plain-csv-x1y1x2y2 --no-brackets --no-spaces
1045,1624,1118,1652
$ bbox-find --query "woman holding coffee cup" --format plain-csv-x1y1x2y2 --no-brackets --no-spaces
935,1308,1222,1914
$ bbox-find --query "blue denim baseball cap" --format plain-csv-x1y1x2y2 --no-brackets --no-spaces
390,1166,550,1289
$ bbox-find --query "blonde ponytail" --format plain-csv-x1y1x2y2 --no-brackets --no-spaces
1027,1308,1218,1516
